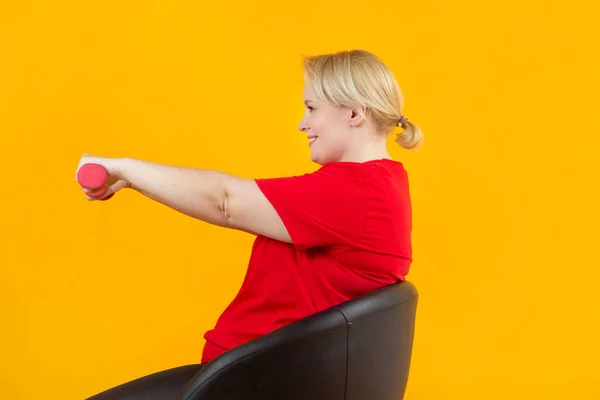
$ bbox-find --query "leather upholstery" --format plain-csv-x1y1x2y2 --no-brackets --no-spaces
176,280,418,400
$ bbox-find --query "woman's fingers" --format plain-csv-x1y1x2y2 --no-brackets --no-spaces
81,186,104,194
85,180,129,201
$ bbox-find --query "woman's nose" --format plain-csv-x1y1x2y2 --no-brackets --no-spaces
298,116,309,132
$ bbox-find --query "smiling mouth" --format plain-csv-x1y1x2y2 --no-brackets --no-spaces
308,136,318,146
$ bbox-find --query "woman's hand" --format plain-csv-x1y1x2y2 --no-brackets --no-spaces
75,155,131,200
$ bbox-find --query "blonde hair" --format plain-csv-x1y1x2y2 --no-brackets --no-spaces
302,49,423,150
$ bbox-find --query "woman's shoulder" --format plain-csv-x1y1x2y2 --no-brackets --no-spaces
324,158,405,169
322,158,407,180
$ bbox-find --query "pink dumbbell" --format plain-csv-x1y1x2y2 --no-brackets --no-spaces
77,163,114,201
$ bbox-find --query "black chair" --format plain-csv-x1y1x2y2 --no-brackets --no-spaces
176,280,418,400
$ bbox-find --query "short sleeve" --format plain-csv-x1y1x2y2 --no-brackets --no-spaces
255,164,367,250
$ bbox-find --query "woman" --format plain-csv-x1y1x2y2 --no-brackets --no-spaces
83,49,423,399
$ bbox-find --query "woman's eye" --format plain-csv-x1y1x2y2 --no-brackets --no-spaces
307,106,314,112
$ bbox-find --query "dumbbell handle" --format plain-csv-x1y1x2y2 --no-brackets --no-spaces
77,163,114,201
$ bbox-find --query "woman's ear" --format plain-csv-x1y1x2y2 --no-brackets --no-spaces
349,105,367,128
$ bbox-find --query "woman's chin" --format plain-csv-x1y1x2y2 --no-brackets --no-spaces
309,153,321,165
310,151,329,166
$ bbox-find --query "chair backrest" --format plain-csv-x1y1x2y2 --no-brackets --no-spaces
177,280,418,400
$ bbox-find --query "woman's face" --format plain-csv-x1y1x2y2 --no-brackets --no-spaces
298,84,357,165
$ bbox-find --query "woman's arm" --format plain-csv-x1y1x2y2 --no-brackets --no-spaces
76,156,292,243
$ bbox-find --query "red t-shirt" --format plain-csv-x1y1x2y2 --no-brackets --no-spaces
201,158,413,363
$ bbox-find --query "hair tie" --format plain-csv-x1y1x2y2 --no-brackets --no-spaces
397,115,408,127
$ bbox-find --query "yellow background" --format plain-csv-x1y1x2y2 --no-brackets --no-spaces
1,0,599,399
